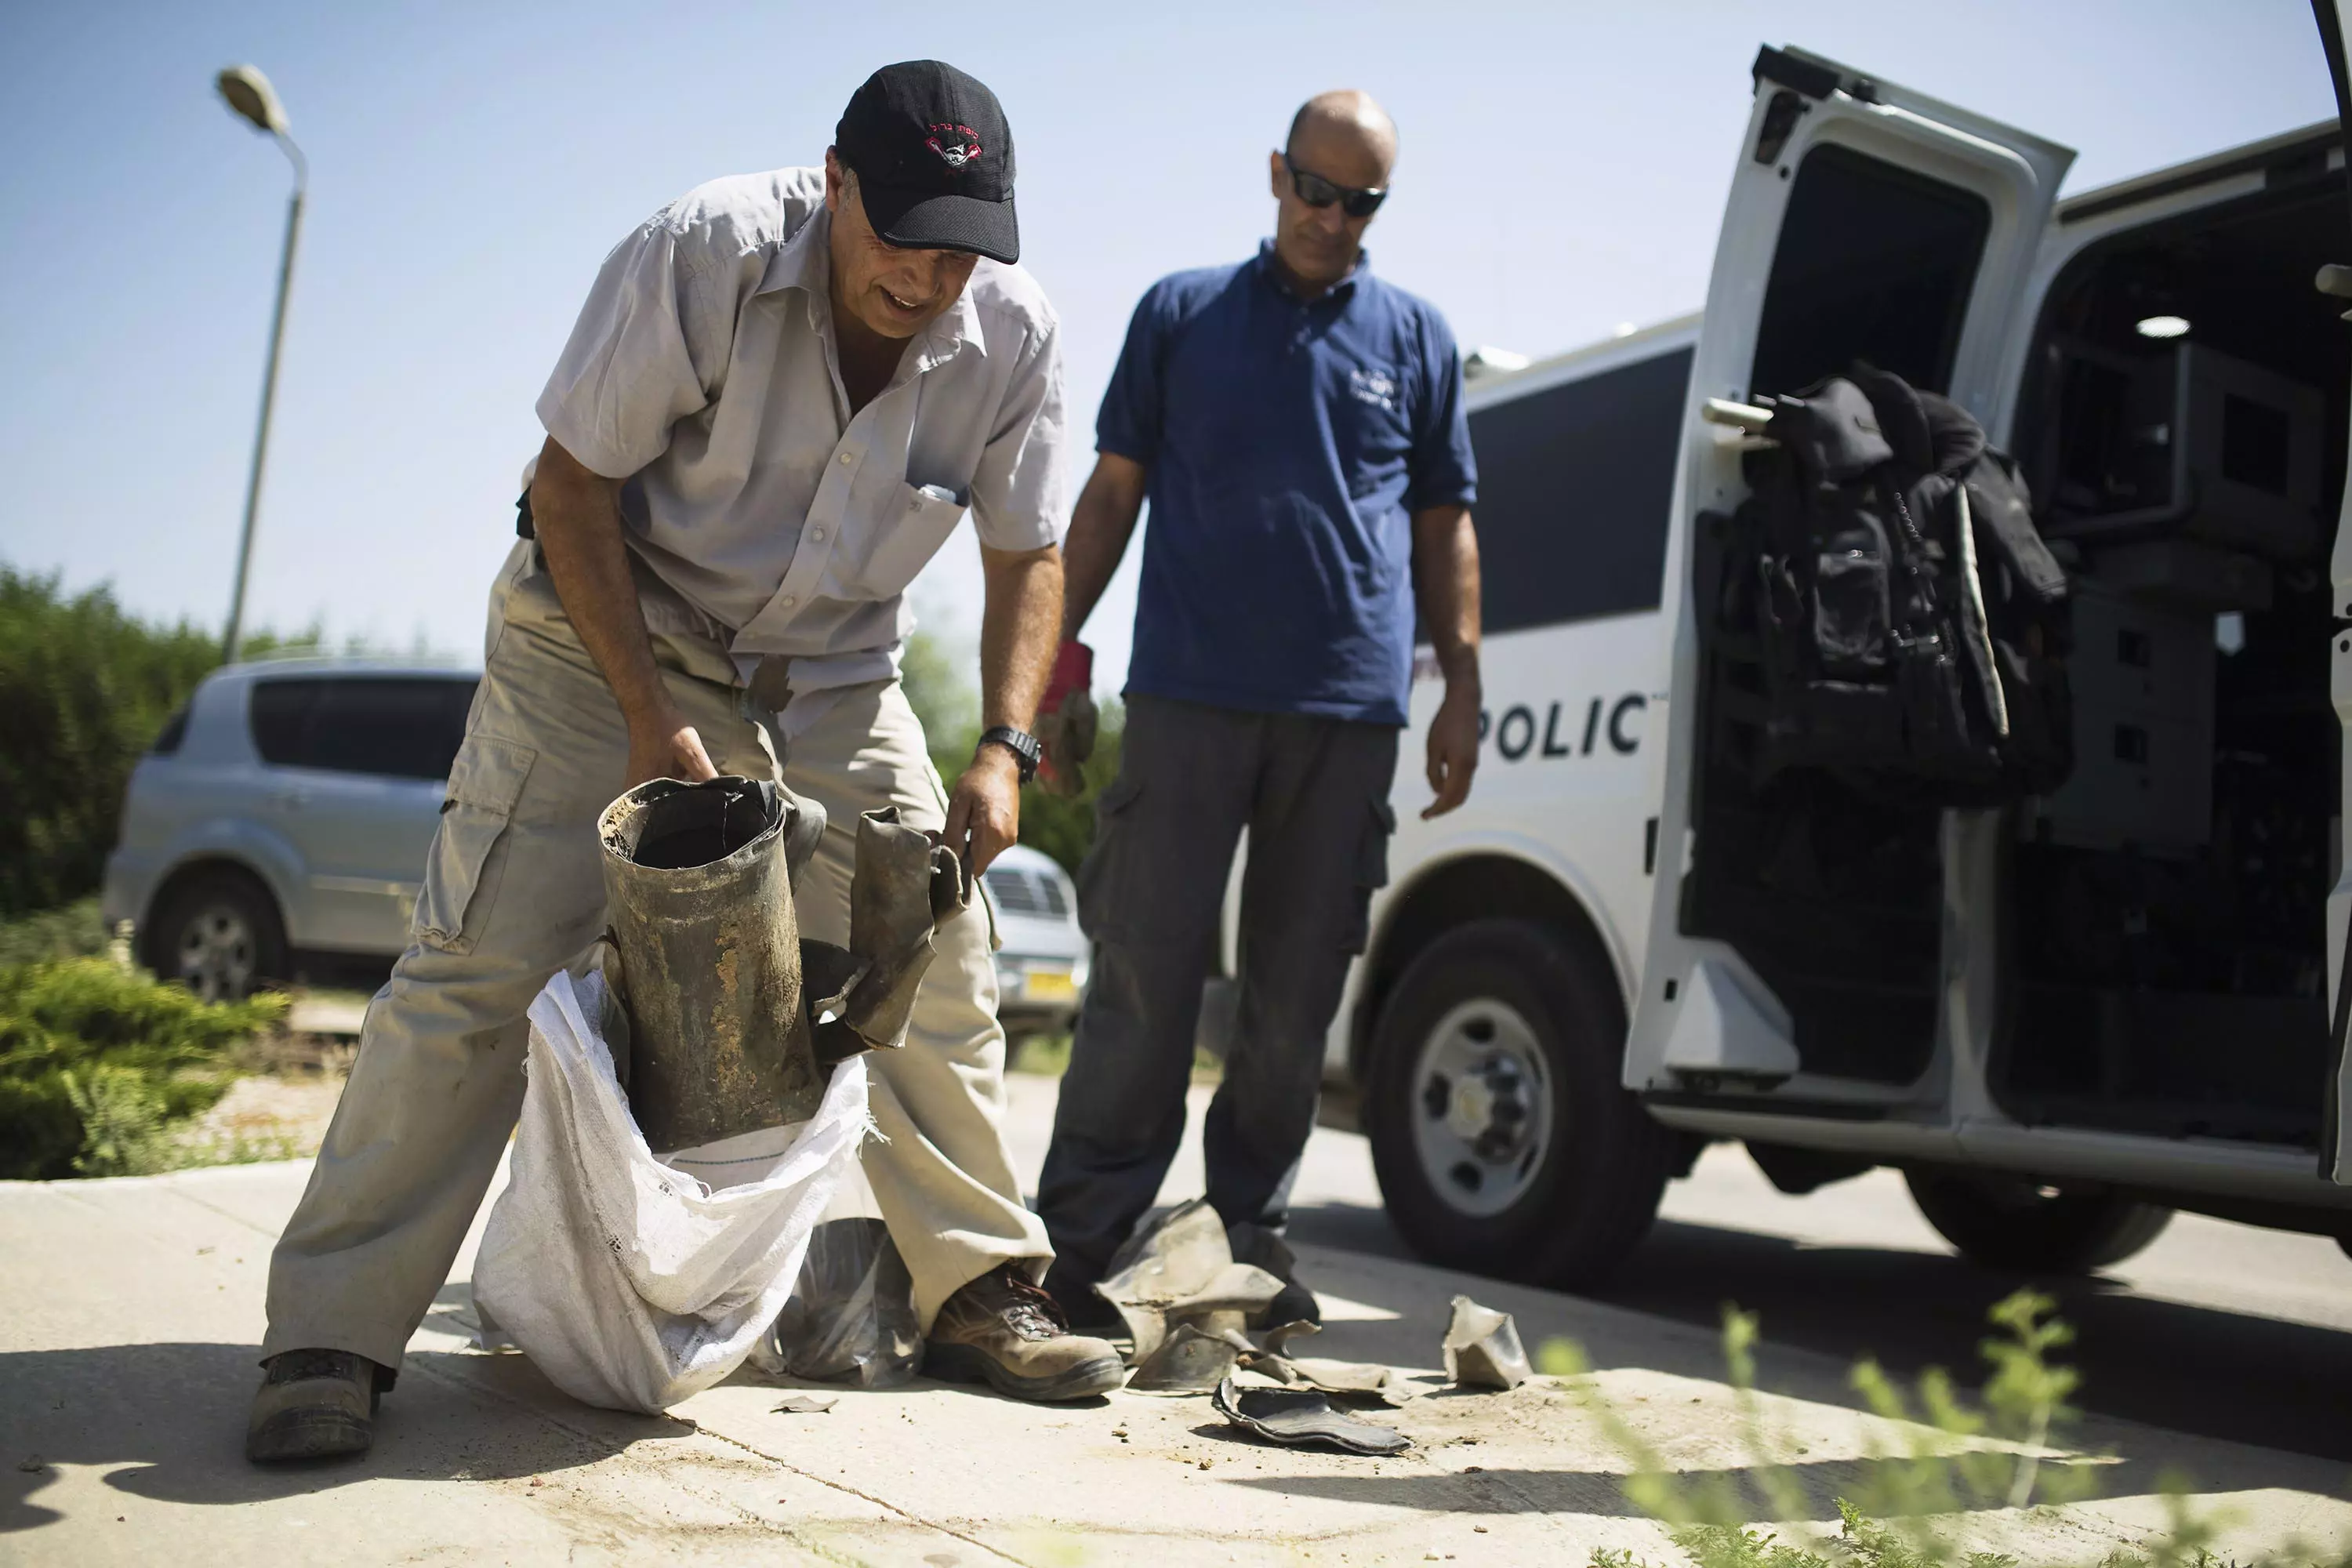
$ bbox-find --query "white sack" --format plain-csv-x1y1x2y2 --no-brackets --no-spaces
473,967,869,1414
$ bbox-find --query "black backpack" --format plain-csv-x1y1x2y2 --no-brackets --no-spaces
1700,365,2074,806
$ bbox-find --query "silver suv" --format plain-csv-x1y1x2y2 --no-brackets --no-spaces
103,659,480,1000
980,843,1087,1041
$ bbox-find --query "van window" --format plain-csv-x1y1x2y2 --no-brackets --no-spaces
1467,345,1693,635
1748,143,1991,401
249,676,479,781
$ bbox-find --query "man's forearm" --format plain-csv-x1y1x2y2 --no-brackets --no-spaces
530,437,675,731
980,543,1065,732
1059,455,1147,641
1412,503,1483,685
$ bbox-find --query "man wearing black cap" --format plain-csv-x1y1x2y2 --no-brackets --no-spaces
247,60,1121,1463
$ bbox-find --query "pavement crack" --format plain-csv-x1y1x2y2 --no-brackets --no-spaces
161,1186,285,1239
695,1423,1036,1567
400,1354,1021,1566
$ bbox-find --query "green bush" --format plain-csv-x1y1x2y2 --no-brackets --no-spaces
0,897,112,967
0,568,223,919
0,565,325,921
1552,1294,2350,1568
0,956,288,1178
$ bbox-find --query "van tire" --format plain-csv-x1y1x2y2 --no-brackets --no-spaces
1904,1169,2172,1273
1366,917,1671,1290
144,868,289,1004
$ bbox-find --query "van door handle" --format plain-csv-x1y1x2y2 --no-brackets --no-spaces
273,786,312,811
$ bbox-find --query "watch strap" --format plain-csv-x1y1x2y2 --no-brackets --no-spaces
978,725,1042,783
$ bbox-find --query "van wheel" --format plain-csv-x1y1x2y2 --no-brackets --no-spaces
1367,918,1672,1290
144,870,289,1003
1904,1169,2172,1273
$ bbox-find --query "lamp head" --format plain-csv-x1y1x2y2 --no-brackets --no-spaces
216,66,288,135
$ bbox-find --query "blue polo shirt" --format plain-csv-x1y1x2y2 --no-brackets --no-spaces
1098,244,1476,726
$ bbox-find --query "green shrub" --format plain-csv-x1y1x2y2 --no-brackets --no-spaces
1549,1293,2350,1568
0,568,221,918
0,957,288,1178
0,565,324,920
0,898,112,967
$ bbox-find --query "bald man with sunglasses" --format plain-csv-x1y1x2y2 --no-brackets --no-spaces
1036,89,1483,1328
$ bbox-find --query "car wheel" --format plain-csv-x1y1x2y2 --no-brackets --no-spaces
1904,1168,2172,1274
145,870,289,1003
1367,917,1673,1290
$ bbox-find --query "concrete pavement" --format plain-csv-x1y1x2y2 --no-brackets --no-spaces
5,1075,2350,1566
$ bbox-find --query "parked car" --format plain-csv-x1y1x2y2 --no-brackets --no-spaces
981,843,1087,1042
103,658,481,1000
1282,34,2352,1290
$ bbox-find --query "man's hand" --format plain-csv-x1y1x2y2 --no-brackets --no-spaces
942,743,1022,874
625,707,719,789
1410,503,1482,819
1422,680,1479,818
1035,639,1097,797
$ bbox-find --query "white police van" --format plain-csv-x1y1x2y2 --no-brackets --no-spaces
1334,30,2352,1288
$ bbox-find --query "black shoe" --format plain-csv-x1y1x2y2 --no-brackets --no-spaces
245,1348,383,1464
1228,1222,1322,1328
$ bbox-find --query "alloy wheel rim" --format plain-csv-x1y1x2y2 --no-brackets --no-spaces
1407,996,1552,1219
175,904,257,1003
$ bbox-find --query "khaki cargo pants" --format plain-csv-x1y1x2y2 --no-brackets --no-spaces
263,543,1048,1372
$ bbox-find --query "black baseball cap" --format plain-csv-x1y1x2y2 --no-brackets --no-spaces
835,60,1018,264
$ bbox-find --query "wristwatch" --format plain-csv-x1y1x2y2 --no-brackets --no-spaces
977,726,1042,784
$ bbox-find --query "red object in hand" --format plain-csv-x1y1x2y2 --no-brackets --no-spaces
1042,640,1094,718
1036,640,1098,797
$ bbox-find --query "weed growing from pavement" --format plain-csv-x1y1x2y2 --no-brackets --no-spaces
1546,1290,2352,1568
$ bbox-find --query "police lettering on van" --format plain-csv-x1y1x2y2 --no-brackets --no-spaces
1475,693,1649,762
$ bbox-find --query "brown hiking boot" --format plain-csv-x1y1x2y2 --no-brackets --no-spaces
924,1263,1126,1401
245,1348,383,1464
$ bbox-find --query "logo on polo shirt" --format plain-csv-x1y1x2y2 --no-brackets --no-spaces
926,124,983,168
1348,368,1398,412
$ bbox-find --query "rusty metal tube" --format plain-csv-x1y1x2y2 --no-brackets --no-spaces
597,776,824,1150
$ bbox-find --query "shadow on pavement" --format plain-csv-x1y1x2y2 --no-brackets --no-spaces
1214,1458,1882,1521
0,1339,693,1533
1284,1196,2352,1469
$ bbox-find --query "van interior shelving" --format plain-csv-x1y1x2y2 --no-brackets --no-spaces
1998,172,2349,1145
1679,144,2349,1133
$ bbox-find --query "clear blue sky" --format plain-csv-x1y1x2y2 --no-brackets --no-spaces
0,1,2333,690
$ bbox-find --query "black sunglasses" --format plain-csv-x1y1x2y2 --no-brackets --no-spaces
1282,153,1387,220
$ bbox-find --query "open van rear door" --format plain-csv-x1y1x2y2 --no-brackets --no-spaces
2312,1,2352,1181
1625,47,2070,1095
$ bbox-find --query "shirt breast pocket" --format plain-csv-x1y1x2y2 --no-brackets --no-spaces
855,481,969,597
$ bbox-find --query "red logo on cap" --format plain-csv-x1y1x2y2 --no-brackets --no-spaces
925,123,982,169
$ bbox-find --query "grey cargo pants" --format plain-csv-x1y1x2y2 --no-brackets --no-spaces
262,543,1048,1372
1036,694,1399,1295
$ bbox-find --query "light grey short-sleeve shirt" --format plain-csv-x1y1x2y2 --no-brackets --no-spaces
536,167,1068,697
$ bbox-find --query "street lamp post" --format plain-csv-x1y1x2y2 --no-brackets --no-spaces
216,65,306,663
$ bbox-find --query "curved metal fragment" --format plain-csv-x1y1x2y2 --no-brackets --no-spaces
840,807,971,1051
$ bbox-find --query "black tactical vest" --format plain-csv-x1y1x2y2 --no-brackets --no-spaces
1705,365,2074,806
